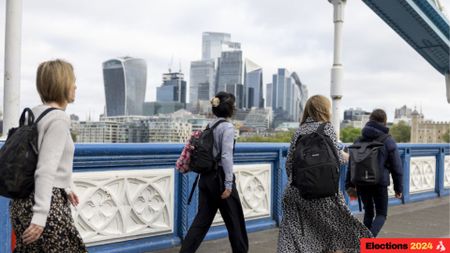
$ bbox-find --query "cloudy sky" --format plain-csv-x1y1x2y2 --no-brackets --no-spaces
0,0,449,122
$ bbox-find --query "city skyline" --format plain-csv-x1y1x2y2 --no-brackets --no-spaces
0,0,449,121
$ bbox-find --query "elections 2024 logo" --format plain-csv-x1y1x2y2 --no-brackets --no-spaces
361,238,449,252
436,241,446,252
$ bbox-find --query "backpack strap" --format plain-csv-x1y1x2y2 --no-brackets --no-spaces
207,119,227,130
357,192,363,212
187,174,200,205
34,107,59,125
19,108,35,127
208,119,229,161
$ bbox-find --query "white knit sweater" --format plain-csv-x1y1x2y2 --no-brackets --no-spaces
31,104,74,227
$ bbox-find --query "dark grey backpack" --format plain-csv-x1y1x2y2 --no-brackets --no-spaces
0,107,57,199
348,134,389,186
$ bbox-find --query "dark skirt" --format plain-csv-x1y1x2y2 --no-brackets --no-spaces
10,188,87,253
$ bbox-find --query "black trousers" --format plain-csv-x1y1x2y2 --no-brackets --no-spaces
358,185,389,237
180,168,249,253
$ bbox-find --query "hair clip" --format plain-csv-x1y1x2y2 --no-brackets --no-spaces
210,97,220,107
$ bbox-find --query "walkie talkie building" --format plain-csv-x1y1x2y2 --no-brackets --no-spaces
103,57,147,116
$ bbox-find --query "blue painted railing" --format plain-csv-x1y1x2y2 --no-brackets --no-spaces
0,143,448,253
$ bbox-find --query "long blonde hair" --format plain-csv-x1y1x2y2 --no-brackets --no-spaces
300,95,331,124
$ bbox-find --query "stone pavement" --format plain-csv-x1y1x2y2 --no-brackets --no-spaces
152,197,450,253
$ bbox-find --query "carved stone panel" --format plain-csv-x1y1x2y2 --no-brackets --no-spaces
213,164,272,225
410,157,436,193
71,169,174,245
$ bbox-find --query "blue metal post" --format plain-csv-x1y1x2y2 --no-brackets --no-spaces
340,164,350,205
402,147,411,203
436,147,446,196
179,172,199,238
273,148,287,225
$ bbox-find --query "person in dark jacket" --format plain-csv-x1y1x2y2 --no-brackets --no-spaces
345,109,403,237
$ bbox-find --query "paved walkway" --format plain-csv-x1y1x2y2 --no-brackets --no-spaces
153,197,450,253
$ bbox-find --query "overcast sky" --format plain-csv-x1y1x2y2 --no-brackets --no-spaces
0,0,449,122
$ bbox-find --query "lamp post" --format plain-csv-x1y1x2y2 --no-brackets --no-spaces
3,0,23,138
446,74,450,103
329,0,346,140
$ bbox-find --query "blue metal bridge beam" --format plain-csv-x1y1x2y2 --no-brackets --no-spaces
363,0,450,102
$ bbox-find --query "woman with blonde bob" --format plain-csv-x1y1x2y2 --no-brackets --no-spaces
277,95,371,253
10,59,87,252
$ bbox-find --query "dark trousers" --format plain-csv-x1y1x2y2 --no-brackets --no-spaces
180,168,249,253
358,185,388,237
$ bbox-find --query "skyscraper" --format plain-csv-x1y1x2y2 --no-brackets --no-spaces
244,59,264,109
271,68,307,122
189,59,215,103
266,83,273,108
272,68,290,111
202,32,240,60
216,50,244,108
291,72,308,121
156,71,187,103
189,32,241,112
225,83,245,109
103,57,147,116
189,32,245,112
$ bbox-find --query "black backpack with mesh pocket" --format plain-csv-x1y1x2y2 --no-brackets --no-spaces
0,107,57,199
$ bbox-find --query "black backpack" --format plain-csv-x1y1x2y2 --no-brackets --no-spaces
189,119,227,174
0,107,57,199
187,119,227,204
292,123,340,199
348,134,389,186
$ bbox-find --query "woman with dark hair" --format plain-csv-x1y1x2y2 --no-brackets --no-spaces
277,95,371,253
180,91,248,253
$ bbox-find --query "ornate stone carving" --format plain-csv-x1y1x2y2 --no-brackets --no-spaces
71,169,174,245
410,157,436,193
213,164,272,225
444,156,450,188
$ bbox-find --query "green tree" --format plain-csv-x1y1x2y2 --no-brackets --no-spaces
442,130,450,143
70,130,77,143
390,121,411,143
239,130,296,143
340,127,361,143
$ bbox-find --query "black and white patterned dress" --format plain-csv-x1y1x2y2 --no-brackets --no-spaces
10,188,87,253
277,118,372,253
